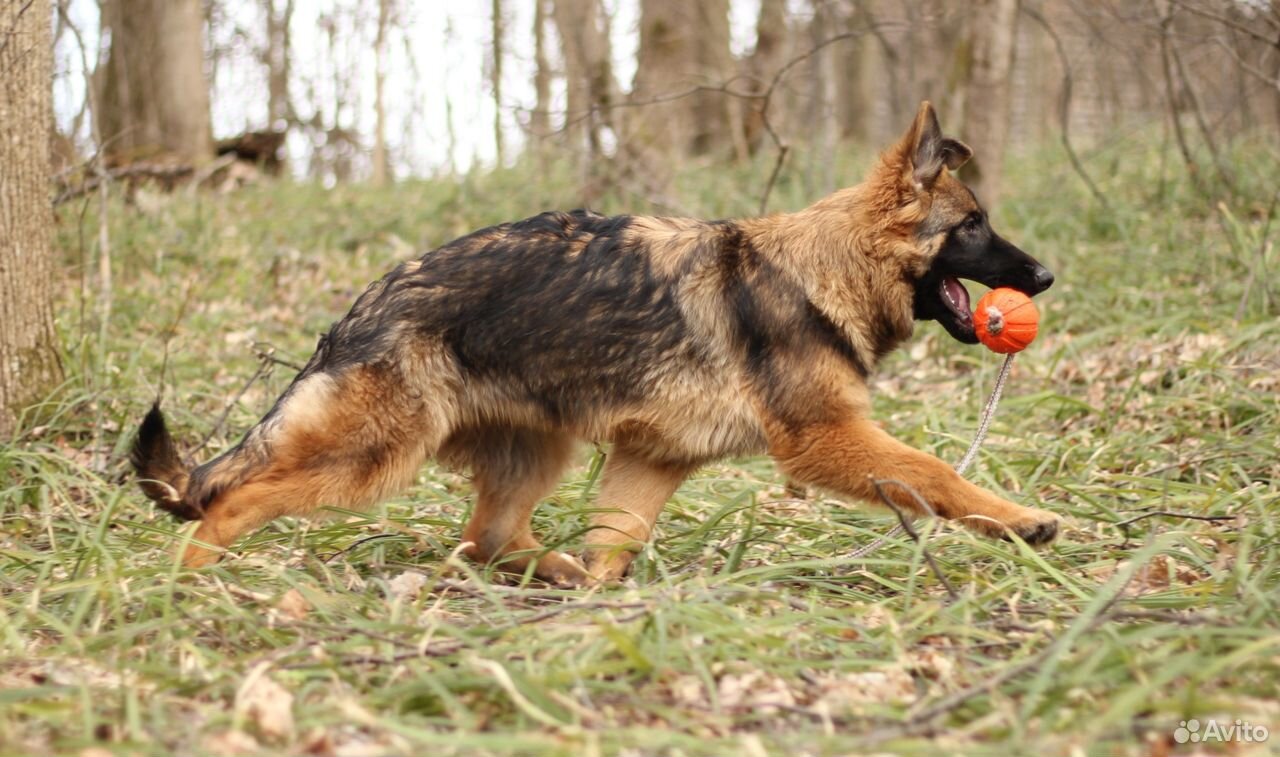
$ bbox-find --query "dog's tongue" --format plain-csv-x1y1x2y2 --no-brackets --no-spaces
941,276,971,316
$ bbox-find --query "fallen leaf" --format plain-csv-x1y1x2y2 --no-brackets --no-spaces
203,730,261,756
237,667,295,742
717,671,796,713
275,588,310,621
812,669,916,716
386,571,428,600
669,674,706,707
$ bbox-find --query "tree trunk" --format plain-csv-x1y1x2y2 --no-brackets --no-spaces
623,0,732,191
263,0,294,127
742,0,788,154
490,0,505,167
551,0,615,158
805,0,838,196
0,0,64,436
530,0,551,139
959,0,1019,204
688,0,733,156
629,0,733,156
371,0,391,185
95,0,214,165
551,0,616,202
834,3,873,144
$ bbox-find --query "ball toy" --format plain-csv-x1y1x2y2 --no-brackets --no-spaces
974,287,1039,353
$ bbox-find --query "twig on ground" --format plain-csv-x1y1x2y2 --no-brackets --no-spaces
859,554,1145,742
319,533,402,564
870,478,959,602
1114,509,1235,539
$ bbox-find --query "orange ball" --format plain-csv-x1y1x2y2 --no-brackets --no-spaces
974,287,1039,353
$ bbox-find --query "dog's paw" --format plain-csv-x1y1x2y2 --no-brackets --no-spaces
583,549,641,586
535,551,593,588
1003,512,1061,546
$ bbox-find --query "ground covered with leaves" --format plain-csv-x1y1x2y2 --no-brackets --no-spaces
2,137,1278,756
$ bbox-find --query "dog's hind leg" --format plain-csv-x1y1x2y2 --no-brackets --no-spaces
583,449,692,582
179,367,446,567
454,428,589,586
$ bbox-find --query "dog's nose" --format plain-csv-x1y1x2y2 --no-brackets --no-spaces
1034,267,1055,292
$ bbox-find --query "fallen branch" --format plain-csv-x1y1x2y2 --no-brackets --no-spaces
870,478,959,602
53,162,194,207
1114,509,1235,538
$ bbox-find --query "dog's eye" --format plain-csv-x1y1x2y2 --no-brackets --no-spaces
962,214,983,232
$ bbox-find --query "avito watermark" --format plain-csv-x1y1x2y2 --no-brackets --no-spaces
1174,718,1270,744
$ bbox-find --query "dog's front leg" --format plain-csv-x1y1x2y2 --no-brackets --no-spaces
770,417,1060,544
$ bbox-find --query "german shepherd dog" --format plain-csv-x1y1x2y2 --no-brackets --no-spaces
132,102,1058,585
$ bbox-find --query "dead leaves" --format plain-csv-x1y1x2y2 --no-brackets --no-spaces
275,588,312,621
235,664,295,743
1088,554,1210,597
385,570,428,601
810,669,918,717
663,663,919,720
716,670,798,713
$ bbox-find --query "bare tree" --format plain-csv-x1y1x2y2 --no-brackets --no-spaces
0,0,64,435
371,0,392,185
742,0,788,154
624,0,734,191
530,0,551,140
551,0,615,159
491,0,506,166
959,0,1020,203
688,0,735,156
263,0,295,127
95,0,214,165
805,0,839,196
834,1,876,144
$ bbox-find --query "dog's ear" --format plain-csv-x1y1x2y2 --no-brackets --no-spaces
903,102,972,190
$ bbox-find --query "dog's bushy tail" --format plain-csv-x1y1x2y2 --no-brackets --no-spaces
130,404,202,521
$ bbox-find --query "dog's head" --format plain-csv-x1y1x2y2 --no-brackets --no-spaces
884,102,1054,344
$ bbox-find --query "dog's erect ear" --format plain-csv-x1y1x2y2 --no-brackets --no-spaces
904,102,973,190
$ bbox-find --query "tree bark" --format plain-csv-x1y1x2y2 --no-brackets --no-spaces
805,0,838,196
95,0,214,165
530,0,551,139
263,0,295,127
629,0,733,156
623,0,733,191
551,0,615,158
834,3,873,144
742,0,787,154
490,0,505,166
371,0,391,185
959,0,1020,204
0,0,64,436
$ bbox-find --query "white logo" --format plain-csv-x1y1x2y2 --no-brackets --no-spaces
1174,718,1270,744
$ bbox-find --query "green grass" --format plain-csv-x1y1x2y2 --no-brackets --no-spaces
2,132,1278,756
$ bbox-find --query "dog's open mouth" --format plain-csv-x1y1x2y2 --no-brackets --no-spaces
938,276,975,340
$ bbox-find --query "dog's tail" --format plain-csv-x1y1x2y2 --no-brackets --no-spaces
130,404,203,521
